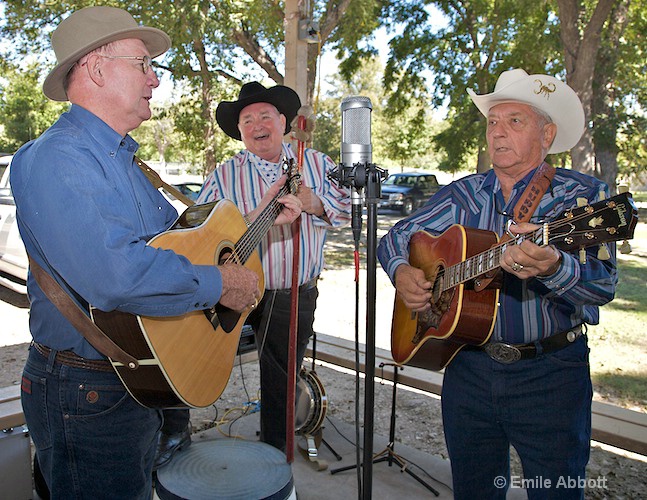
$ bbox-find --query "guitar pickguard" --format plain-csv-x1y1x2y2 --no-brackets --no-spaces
412,287,455,344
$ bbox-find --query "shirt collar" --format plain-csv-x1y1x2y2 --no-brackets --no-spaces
67,104,139,158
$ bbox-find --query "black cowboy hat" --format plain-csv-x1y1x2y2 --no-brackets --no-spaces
216,82,302,141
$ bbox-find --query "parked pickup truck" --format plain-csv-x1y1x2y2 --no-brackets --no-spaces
379,171,443,215
0,155,28,293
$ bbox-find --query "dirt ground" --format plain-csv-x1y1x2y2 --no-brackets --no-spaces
1,211,645,498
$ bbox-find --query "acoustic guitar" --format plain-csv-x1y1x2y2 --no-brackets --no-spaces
391,192,638,371
91,160,300,408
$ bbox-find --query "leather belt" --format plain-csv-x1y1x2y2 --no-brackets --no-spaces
469,325,584,364
269,276,319,294
32,342,114,372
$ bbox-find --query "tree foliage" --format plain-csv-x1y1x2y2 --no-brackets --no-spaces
0,0,386,171
0,62,67,152
1,0,644,187
372,0,645,184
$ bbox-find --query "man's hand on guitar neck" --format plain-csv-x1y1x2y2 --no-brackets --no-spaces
217,263,262,313
502,222,562,278
244,175,303,226
394,264,433,312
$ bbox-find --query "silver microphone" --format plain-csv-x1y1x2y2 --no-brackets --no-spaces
341,96,372,245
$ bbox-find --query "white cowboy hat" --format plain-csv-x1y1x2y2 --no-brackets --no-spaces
467,68,585,154
43,6,171,101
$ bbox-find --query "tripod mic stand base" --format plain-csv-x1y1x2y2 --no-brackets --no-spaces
372,447,440,496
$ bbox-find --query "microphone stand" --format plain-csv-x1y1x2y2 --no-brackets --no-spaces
362,166,380,498
329,162,387,499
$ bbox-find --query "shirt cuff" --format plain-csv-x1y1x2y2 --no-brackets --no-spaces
536,252,579,295
192,265,223,309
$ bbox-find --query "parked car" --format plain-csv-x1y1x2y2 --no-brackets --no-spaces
379,171,443,215
0,155,28,293
171,182,202,202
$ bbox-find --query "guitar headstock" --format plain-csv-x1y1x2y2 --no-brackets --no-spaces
282,158,302,195
548,192,638,252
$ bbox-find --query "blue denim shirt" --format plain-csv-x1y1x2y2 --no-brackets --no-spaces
11,105,221,358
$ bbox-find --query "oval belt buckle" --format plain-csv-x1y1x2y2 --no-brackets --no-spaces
484,343,522,364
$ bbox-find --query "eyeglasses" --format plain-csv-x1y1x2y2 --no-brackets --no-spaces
95,55,153,74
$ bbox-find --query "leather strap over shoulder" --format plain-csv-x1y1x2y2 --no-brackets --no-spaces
28,255,139,370
511,162,556,224
134,156,195,208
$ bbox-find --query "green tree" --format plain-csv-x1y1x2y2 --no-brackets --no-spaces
315,55,440,173
592,0,647,190
367,0,645,187
0,62,67,152
382,0,561,173
0,0,385,170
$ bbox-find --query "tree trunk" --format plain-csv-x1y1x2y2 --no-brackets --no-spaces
592,1,631,194
476,145,490,173
556,0,616,176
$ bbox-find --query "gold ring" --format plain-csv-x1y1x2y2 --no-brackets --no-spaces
512,262,524,272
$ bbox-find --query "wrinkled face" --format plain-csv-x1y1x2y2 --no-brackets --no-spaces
238,102,286,162
95,38,160,134
486,102,556,175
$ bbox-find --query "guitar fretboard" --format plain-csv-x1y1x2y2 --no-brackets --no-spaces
230,159,300,265
439,227,546,292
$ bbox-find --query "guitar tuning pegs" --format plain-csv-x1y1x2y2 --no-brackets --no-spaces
579,248,587,264
576,198,588,207
619,241,632,254
597,244,611,260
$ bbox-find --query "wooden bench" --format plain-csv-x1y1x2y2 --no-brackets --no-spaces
0,384,24,430
308,333,647,456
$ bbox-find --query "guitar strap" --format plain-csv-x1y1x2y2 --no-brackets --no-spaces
476,162,555,290
134,156,196,208
27,254,139,369
25,157,196,369
509,162,556,226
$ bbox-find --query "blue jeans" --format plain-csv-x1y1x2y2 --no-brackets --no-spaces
442,335,592,500
21,345,162,499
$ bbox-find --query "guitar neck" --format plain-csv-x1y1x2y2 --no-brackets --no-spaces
439,191,637,292
235,186,289,264
233,158,300,264
440,236,519,292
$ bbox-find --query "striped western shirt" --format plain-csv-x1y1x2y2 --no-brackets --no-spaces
377,164,618,344
197,143,351,289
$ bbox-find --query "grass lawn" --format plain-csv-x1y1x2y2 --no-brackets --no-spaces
588,200,646,412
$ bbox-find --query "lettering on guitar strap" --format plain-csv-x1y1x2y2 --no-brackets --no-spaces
515,184,542,221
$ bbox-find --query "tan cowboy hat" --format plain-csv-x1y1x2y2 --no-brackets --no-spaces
216,82,302,140
43,6,171,101
467,68,585,154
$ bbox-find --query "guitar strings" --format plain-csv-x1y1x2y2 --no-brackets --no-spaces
225,162,300,266
222,192,286,266
436,199,618,290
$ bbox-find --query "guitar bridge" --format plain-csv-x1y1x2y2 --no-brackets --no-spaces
203,304,240,333
204,308,220,330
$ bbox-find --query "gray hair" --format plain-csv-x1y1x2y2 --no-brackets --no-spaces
531,105,554,127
